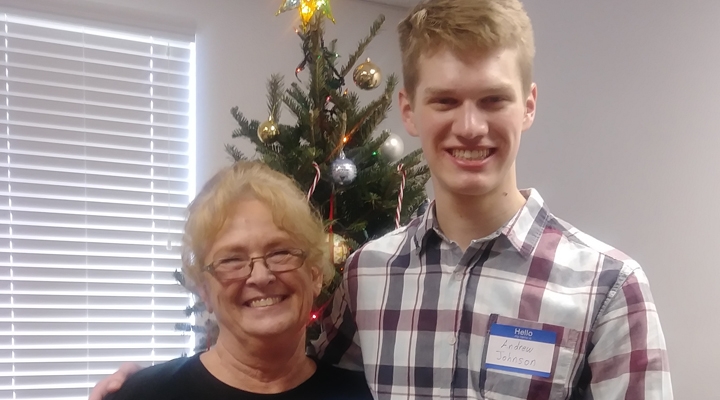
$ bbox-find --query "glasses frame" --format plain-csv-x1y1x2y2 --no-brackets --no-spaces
202,248,307,283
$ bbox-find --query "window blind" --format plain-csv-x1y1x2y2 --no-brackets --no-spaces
0,11,196,400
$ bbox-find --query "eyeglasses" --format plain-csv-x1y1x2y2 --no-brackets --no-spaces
202,248,306,282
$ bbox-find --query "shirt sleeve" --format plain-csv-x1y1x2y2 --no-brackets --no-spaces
312,252,364,372
586,265,673,399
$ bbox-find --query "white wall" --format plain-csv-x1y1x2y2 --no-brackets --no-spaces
520,1,720,398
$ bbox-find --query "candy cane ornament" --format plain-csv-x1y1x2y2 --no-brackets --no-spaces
395,163,406,229
307,162,321,201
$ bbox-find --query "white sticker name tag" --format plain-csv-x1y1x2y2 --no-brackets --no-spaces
485,323,557,378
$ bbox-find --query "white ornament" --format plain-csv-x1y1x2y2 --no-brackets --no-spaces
379,132,405,162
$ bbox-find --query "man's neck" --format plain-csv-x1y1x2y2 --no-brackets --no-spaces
200,330,315,394
434,186,527,251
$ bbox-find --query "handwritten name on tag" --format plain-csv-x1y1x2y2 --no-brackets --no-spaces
485,324,557,378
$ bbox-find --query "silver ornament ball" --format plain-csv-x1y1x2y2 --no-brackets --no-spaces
379,132,405,162
330,152,357,186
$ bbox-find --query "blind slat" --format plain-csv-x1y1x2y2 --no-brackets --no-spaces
0,205,186,220
1,106,189,131
0,47,189,76
0,221,184,234
4,16,193,49
0,30,191,62
0,304,185,311
0,331,189,336
0,235,181,246
0,355,184,363
0,264,182,273
0,249,179,260
0,291,188,298
3,135,188,156
0,343,188,350
0,89,188,115
1,120,189,142
0,149,188,169
0,165,188,183
0,277,179,285
0,76,188,102
0,90,189,116
1,61,190,90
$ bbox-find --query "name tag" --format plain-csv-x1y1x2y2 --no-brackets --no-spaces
485,323,557,378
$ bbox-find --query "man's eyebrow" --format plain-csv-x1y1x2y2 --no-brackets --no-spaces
422,84,515,97
422,87,456,97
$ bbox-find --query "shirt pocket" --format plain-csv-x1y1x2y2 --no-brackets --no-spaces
479,314,583,400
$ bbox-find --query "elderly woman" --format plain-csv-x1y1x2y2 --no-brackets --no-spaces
102,161,371,400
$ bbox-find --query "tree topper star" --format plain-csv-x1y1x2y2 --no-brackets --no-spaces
277,0,335,29
276,0,301,15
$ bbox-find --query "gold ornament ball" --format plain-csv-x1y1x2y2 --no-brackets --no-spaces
353,58,382,90
327,233,351,265
257,118,279,142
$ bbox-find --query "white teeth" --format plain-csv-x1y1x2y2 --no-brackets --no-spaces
247,296,283,308
452,149,490,161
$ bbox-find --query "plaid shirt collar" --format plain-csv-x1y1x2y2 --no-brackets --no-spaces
413,188,550,259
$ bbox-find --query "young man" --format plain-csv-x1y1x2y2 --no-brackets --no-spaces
90,0,672,399
314,0,672,399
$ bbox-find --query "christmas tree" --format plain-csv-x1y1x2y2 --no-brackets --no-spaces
177,0,430,350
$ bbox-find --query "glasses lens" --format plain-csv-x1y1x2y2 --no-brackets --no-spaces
214,258,250,281
266,251,303,272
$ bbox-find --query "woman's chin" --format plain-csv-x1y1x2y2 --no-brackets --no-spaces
239,311,303,339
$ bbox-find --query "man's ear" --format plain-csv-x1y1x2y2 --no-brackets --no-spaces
399,88,419,137
522,83,538,131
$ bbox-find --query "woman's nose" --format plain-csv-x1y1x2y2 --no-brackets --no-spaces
244,260,276,287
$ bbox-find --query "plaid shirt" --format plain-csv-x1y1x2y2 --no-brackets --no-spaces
314,189,672,399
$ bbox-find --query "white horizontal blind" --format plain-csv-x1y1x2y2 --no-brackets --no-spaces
0,12,196,400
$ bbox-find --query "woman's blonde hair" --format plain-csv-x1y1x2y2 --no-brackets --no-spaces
398,0,535,100
180,161,332,289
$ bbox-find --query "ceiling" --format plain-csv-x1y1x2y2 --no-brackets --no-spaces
356,0,419,9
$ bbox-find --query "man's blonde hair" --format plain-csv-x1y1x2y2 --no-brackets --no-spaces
181,161,332,289
398,0,535,100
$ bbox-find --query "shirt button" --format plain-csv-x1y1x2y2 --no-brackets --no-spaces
449,336,456,345
453,273,463,281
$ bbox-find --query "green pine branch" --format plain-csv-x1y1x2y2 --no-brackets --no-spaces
285,82,311,118
346,74,397,147
184,303,206,317
266,74,284,122
340,15,386,78
173,270,185,287
230,107,251,138
225,144,247,162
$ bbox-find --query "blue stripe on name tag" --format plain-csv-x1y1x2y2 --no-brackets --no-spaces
489,323,557,344
485,363,552,378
